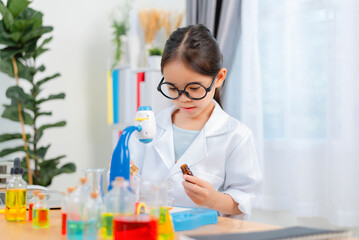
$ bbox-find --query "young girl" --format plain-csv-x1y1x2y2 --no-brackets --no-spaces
130,24,262,218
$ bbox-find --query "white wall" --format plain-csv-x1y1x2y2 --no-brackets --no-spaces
0,0,185,192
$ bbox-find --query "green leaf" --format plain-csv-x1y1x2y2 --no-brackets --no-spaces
0,133,30,142
0,23,17,46
18,7,36,20
10,19,32,33
18,7,33,20
29,10,43,29
20,156,33,184
34,47,49,59
37,93,65,104
40,121,67,130
21,26,52,43
16,59,34,81
22,37,38,59
56,162,76,174
0,58,34,81
34,144,50,159
35,111,52,117
41,162,75,186
6,86,35,112
0,145,24,157
9,31,22,42
0,47,23,59
19,157,28,176
26,144,50,160
38,36,52,48
7,0,31,19
39,155,66,169
34,121,66,143
149,47,162,56
35,73,60,87
20,103,36,112
20,157,27,168
2,104,34,125
36,64,45,72
6,86,34,104
0,59,15,77
0,1,14,30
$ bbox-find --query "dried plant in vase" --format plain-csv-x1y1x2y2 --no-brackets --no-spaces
161,10,184,38
138,8,166,66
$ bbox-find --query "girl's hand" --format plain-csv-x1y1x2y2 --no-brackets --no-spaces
182,174,219,208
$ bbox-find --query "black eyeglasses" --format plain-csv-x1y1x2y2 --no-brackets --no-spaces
157,76,217,100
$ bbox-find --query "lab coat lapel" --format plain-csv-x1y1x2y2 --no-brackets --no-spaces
168,101,229,177
155,101,231,177
153,107,175,170
169,129,207,176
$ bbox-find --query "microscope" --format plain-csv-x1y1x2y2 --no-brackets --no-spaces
108,106,156,191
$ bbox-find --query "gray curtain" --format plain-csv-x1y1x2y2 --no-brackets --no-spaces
186,0,242,76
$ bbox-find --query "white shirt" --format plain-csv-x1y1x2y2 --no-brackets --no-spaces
129,100,262,218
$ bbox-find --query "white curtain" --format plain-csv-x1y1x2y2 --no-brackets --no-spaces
224,0,359,227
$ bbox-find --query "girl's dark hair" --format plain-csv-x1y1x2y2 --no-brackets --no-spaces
161,24,224,107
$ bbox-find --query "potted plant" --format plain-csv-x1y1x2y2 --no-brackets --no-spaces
111,19,128,70
148,47,162,70
111,2,131,70
0,0,76,186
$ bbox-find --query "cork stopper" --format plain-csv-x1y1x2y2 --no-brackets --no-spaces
33,190,41,197
90,191,98,199
115,177,124,182
67,187,75,194
80,177,88,185
38,193,46,200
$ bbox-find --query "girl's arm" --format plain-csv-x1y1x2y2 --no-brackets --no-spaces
182,175,242,215
182,131,262,216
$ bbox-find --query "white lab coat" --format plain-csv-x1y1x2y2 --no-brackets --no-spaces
129,100,262,218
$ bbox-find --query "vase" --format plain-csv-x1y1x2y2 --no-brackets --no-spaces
147,55,162,70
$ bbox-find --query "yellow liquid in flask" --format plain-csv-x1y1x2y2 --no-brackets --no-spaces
5,189,27,222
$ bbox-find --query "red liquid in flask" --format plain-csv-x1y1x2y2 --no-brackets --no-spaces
61,212,67,235
29,203,34,221
113,215,158,240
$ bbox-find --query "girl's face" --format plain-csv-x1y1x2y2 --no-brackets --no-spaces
162,60,225,120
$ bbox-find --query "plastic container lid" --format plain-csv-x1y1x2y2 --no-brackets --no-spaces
171,207,218,231
138,106,152,111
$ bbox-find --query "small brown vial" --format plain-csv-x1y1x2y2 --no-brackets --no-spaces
180,164,194,176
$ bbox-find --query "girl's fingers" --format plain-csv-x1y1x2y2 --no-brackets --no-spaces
182,180,206,195
182,183,203,202
183,175,209,188
182,179,215,207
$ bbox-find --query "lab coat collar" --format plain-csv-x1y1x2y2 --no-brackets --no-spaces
155,100,231,137
153,100,231,175
203,100,231,137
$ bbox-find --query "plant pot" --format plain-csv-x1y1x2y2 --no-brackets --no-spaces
147,55,162,70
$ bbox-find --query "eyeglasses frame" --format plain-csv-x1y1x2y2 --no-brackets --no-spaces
157,76,217,100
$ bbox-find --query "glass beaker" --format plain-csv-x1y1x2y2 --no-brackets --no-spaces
138,181,174,240
138,180,172,216
83,168,105,202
